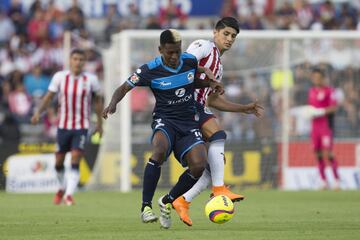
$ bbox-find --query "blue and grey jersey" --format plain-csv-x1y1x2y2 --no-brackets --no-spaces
126,53,198,121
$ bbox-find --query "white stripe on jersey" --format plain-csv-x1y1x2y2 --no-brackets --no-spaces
186,40,223,106
48,70,100,130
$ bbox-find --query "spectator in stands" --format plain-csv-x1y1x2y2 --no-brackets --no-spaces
31,40,61,75
276,1,296,30
294,0,314,29
104,4,122,42
145,15,162,29
64,1,85,32
159,0,188,29
23,64,50,98
43,105,58,140
48,14,65,42
0,8,15,45
122,3,141,29
318,0,337,29
241,12,264,30
8,80,32,124
27,8,49,46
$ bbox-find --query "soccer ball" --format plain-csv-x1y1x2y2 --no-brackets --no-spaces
205,195,234,224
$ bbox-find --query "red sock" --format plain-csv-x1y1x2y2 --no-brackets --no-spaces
329,157,339,180
318,159,326,181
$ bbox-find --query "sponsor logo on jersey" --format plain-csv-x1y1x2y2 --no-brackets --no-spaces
168,94,192,105
175,88,186,97
129,73,139,84
160,81,171,87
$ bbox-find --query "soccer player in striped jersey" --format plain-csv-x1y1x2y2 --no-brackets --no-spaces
164,17,263,227
31,49,103,206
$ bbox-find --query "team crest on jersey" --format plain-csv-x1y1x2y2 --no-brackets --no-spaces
175,88,186,97
187,72,194,82
129,73,139,84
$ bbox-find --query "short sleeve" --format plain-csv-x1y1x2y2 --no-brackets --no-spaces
329,88,337,106
90,74,101,95
48,71,62,93
186,40,211,61
126,64,150,88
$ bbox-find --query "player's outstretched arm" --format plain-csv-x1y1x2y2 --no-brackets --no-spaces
31,91,56,124
207,93,263,117
94,94,104,135
102,82,132,119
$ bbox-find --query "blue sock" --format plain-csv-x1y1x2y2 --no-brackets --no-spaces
163,170,198,204
142,159,161,211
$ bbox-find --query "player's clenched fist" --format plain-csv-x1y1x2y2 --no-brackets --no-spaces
102,104,116,119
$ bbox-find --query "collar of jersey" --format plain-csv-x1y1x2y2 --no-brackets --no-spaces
159,56,184,73
211,41,221,56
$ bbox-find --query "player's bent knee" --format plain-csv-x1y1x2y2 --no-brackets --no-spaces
188,158,206,178
208,130,227,143
189,164,205,178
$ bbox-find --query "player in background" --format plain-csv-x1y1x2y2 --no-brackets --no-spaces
102,29,223,228
308,68,339,190
31,49,103,205
158,17,263,227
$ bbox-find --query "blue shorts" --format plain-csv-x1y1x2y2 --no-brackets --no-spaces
56,128,88,153
195,101,215,127
151,118,204,167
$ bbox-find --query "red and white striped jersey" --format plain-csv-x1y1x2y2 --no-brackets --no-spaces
186,39,223,106
48,70,101,130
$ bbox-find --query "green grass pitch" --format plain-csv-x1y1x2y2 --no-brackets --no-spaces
1,190,359,240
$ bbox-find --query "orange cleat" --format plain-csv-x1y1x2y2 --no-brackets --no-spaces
172,196,192,226
53,190,64,205
212,185,245,202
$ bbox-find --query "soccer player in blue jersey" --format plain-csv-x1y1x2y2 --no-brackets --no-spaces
102,29,223,227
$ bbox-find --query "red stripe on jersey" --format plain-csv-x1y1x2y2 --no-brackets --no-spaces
199,52,211,67
80,76,87,129
209,48,217,71
213,54,221,78
72,78,78,129
63,74,70,129
197,88,205,103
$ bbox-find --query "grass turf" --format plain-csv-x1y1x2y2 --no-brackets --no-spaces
0,190,359,240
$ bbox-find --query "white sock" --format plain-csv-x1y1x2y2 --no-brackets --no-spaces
208,140,225,186
56,170,66,190
65,169,80,196
183,168,211,202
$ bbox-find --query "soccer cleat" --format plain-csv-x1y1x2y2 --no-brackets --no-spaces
172,196,192,226
64,195,75,206
212,185,245,202
319,180,328,190
141,206,158,223
158,196,172,229
333,179,340,191
53,190,64,205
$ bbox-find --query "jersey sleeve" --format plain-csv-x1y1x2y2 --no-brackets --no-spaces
90,74,101,95
329,88,337,107
126,64,151,88
186,40,211,61
48,71,62,93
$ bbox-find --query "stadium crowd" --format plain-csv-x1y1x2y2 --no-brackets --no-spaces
0,0,359,144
